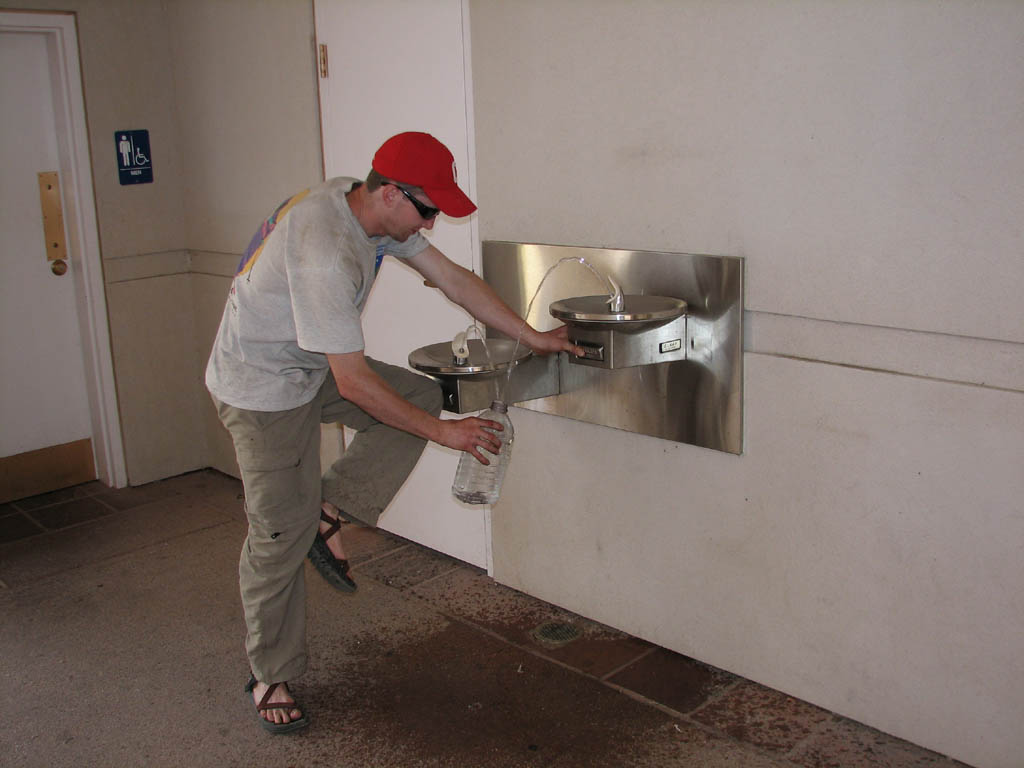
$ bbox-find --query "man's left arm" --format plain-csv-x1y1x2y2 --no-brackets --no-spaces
407,245,580,356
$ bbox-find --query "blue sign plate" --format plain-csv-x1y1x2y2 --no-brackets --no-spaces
115,130,153,185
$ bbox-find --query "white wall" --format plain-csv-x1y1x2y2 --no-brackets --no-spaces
470,2,1024,767
473,0,1024,342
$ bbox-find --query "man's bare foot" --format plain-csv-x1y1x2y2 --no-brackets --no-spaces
251,679,303,725
243,675,309,733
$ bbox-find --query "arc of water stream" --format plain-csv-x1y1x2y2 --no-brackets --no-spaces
502,257,618,402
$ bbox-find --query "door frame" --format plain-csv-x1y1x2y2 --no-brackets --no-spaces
1,10,126,488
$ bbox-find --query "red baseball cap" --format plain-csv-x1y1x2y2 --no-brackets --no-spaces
372,132,477,218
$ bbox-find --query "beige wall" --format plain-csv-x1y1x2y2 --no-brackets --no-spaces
470,2,1024,768
164,0,324,481
165,0,324,253
13,0,322,483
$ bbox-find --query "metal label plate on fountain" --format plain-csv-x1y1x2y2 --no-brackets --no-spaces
549,295,687,328
408,338,532,376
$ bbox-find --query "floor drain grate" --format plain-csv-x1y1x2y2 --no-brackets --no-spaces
532,621,582,648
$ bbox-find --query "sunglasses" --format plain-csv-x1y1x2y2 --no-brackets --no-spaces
388,184,440,220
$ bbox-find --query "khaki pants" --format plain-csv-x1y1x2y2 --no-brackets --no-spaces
214,359,443,683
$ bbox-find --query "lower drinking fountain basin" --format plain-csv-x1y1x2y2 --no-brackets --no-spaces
408,338,531,376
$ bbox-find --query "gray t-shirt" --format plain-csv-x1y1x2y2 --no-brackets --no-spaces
205,176,429,411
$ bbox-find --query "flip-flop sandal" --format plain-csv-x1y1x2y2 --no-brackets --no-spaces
307,506,357,592
245,675,310,734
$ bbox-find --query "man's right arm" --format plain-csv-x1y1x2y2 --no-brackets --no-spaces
327,350,503,464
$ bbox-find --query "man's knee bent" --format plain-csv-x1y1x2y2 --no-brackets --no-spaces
391,365,442,417
411,375,443,417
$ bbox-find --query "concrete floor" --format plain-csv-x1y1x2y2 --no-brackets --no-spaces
1,469,971,768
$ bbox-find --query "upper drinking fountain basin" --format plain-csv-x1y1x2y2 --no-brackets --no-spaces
549,294,687,331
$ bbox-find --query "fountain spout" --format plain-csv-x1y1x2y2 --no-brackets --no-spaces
451,332,470,365
606,275,624,313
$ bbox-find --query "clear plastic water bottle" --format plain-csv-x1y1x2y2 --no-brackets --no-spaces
452,401,514,505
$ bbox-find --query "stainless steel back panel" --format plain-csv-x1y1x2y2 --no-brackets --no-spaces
482,241,744,454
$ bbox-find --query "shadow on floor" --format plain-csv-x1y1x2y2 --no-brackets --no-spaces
0,470,970,767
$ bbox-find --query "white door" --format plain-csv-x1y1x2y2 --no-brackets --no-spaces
314,0,489,568
0,26,113,501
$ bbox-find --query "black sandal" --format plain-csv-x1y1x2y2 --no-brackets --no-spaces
245,675,310,734
307,506,357,592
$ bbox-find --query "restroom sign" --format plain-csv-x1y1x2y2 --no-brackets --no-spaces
115,130,153,185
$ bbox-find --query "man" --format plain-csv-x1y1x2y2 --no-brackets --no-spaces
206,132,578,733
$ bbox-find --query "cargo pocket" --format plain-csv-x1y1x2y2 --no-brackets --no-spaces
227,407,318,539
231,407,306,471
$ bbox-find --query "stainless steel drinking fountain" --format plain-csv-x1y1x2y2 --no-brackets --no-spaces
409,242,743,455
